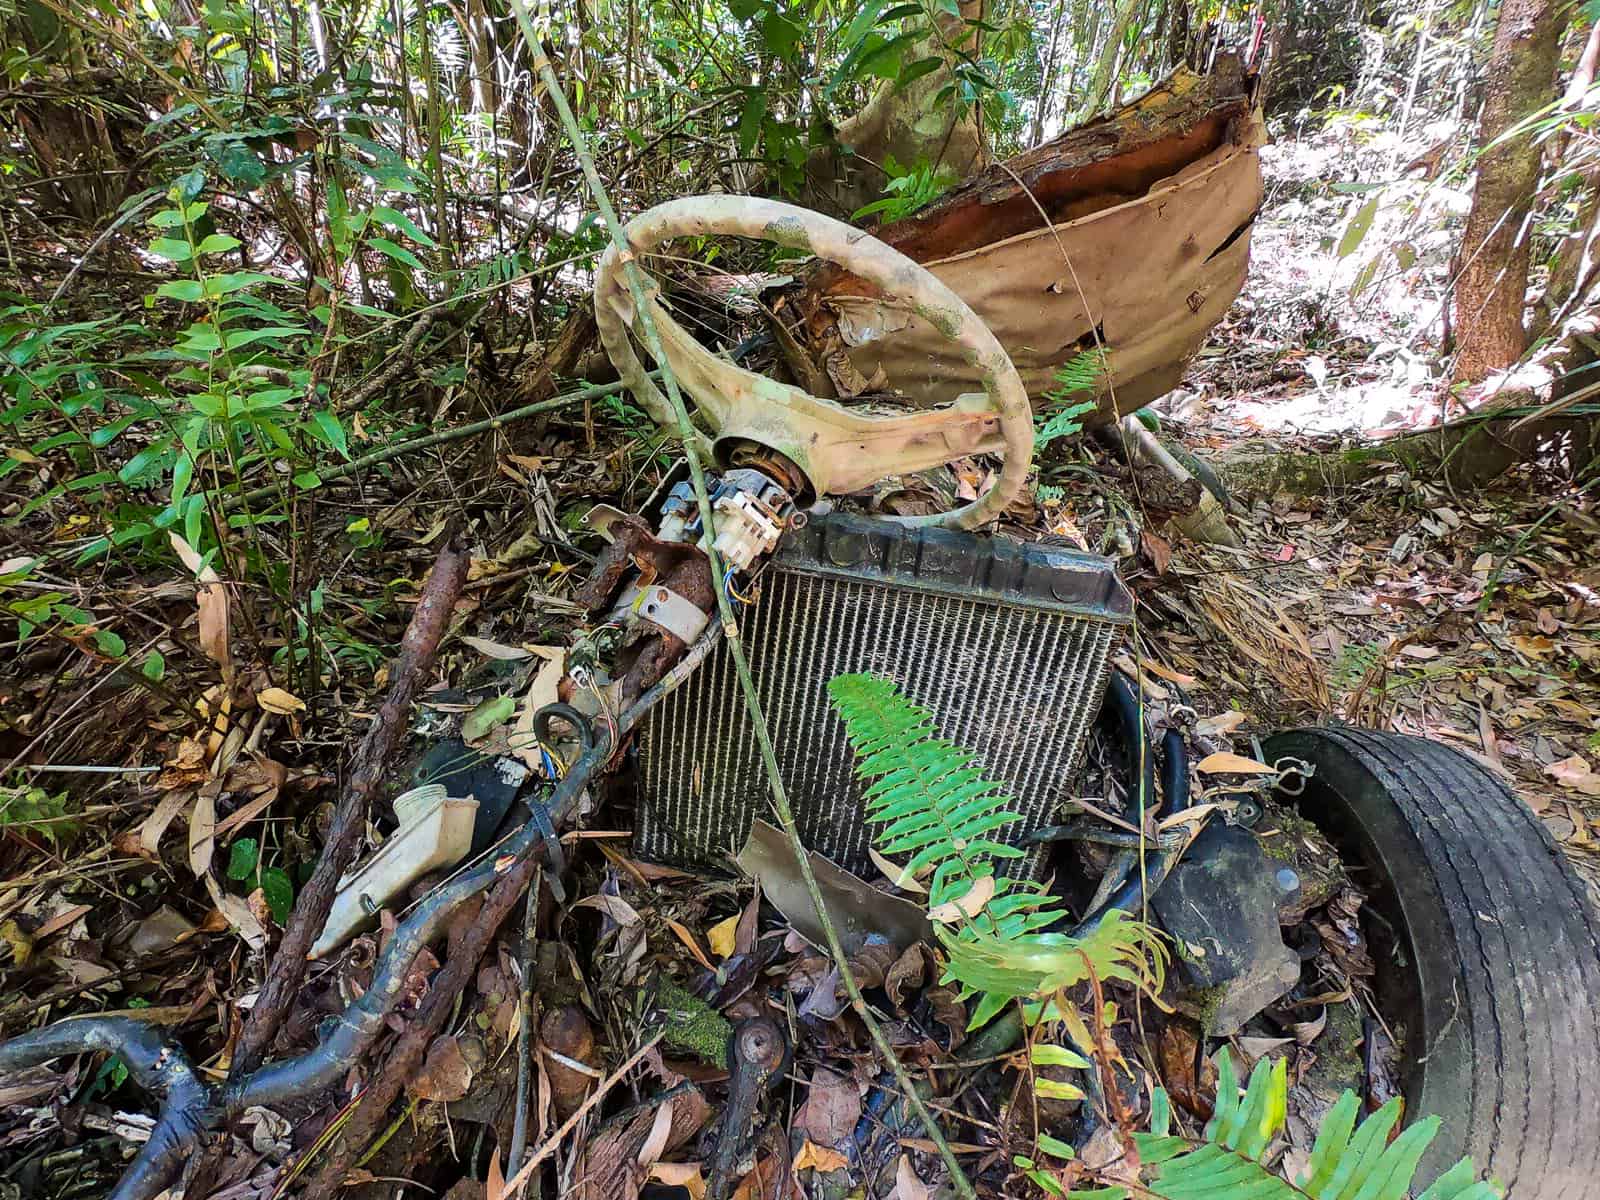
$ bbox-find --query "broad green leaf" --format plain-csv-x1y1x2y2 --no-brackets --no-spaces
309,409,348,457
839,0,888,48
171,452,195,505
196,233,242,255
1033,1078,1086,1102
260,868,294,924
737,91,767,157
180,324,222,352
148,237,194,262
368,236,424,271
92,629,126,657
371,204,436,247
203,271,276,298
156,279,206,303
227,838,260,880
1337,196,1379,259
1030,1043,1092,1070
118,438,173,484
225,325,308,349
1036,1134,1075,1161
895,55,944,92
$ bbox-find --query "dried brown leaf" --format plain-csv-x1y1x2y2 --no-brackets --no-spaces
139,788,192,857
649,1162,706,1200
1547,755,1600,797
796,1067,860,1147
791,1140,848,1175
256,687,305,715
1194,751,1277,775
927,873,994,923
894,1154,931,1200
703,915,738,961
187,785,218,877
411,1034,473,1102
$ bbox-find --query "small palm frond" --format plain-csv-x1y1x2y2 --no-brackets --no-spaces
827,673,1165,1029
1075,1048,1503,1200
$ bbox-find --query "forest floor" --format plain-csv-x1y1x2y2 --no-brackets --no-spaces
1154,122,1600,892
2,116,1597,1199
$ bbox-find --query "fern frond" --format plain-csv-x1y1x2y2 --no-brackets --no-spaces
828,673,1167,1029
1049,349,1107,398
827,673,1027,892
1073,1048,1504,1200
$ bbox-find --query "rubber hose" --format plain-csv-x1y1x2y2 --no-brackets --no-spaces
1161,728,1190,812
1104,673,1156,823
532,702,594,751
1070,717,1190,935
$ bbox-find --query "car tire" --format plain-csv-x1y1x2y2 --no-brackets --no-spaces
1262,726,1600,1200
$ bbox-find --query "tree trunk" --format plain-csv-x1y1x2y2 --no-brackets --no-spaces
1535,21,1600,335
1083,0,1145,118
1451,0,1565,385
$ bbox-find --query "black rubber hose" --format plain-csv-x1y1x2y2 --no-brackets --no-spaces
0,1018,210,1200
1161,727,1190,813
1069,704,1191,936
532,702,594,751
1104,673,1156,823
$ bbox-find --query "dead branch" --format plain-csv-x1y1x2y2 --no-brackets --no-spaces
230,538,469,1079
335,312,438,412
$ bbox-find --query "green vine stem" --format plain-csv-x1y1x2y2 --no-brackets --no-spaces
506,6,977,1196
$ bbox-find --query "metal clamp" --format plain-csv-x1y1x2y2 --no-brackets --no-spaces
611,581,710,644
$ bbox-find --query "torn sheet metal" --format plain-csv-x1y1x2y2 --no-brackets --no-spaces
799,59,1265,419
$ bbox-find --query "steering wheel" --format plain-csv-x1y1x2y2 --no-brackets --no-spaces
593,195,1033,530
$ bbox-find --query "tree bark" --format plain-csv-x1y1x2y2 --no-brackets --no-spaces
1451,0,1565,385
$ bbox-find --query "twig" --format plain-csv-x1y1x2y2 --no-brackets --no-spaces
229,539,470,1079
336,312,437,412
507,15,977,1197
500,1031,666,1198
220,373,656,511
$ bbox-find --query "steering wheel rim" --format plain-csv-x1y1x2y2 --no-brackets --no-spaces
592,195,1034,530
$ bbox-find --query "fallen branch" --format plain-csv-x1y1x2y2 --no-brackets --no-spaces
299,853,541,1200
335,312,437,412
230,538,471,1079
222,372,656,511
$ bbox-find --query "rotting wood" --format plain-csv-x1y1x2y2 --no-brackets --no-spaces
230,538,470,1079
795,57,1264,420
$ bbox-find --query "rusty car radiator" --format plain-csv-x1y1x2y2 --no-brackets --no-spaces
634,512,1134,876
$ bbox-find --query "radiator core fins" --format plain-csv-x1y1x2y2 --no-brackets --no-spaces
636,513,1133,877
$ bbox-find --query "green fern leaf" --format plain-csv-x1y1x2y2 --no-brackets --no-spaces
828,673,1166,1025
1077,1047,1501,1200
